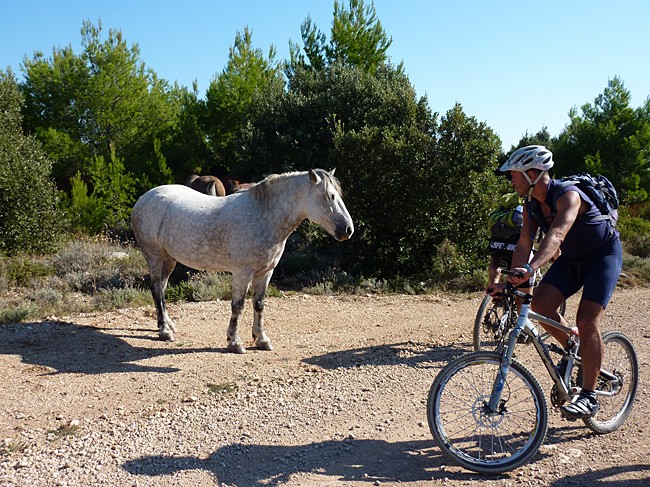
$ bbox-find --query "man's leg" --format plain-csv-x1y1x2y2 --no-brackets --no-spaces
559,299,605,419
574,299,606,391
530,283,570,345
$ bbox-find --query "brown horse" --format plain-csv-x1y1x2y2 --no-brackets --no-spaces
185,174,226,197
218,176,254,195
220,177,240,195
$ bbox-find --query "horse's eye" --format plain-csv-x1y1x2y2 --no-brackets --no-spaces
328,192,336,201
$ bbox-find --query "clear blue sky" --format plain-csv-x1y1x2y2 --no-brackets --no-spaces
2,0,649,150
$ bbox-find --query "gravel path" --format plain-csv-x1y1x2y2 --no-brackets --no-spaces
0,289,648,486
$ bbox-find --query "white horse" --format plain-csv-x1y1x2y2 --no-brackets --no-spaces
131,169,354,353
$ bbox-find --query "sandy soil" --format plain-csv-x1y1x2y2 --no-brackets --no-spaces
0,288,648,486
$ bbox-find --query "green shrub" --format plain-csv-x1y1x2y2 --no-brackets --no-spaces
0,300,39,325
620,252,650,287
617,211,650,258
61,173,110,234
166,272,233,303
93,288,151,310
0,254,56,288
0,71,64,254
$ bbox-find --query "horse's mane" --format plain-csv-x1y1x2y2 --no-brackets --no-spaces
248,170,342,206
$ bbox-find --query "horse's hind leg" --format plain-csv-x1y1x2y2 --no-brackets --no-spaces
251,271,274,351
227,274,250,354
145,249,177,341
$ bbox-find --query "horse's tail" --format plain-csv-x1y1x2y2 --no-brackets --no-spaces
212,177,227,196
206,181,217,196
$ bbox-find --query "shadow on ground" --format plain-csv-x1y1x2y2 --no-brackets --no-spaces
124,438,461,485
302,341,472,370
123,435,648,486
0,320,220,375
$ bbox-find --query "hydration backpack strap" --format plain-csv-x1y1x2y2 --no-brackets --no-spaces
551,180,615,225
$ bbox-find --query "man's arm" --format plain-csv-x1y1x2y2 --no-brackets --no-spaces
529,191,581,272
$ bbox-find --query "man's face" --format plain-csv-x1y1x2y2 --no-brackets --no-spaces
509,171,530,196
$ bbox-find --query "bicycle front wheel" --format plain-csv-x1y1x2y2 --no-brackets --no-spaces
427,352,548,474
584,331,638,434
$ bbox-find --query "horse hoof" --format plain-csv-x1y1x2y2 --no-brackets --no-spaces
256,340,273,351
228,343,246,354
159,331,175,342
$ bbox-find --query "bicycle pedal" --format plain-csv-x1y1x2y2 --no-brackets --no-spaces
560,410,578,422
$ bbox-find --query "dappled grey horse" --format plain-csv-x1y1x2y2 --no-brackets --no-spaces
131,169,354,353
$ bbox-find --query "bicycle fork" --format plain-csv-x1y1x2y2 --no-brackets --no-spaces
485,303,533,414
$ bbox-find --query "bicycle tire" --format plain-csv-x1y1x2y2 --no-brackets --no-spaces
427,352,548,474
583,331,638,434
472,295,512,352
473,295,566,352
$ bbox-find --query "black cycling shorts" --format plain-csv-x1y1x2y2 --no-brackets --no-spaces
541,236,622,308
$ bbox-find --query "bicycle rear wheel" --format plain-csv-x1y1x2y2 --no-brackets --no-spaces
473,294,566,352
427,352,548,474
472,295,513,351
584,331,638,434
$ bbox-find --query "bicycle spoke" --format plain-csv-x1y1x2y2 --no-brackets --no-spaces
428,352,548,474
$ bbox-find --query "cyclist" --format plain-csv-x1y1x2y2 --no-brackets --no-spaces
490,145,623,420
485,191,534,290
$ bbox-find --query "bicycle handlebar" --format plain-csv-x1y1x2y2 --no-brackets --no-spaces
497,267,526,279
495,268,534,302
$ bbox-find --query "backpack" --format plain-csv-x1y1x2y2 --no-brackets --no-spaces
556,173,619,226
487,192,523,239
528,173,619,229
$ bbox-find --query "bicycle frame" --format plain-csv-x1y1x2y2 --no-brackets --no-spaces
486,285,621,413
487,286,578,413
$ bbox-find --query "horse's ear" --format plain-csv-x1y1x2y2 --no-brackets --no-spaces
330,168,336,176
309,169,321,184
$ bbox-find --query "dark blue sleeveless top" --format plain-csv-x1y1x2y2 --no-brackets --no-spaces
527,179,618,259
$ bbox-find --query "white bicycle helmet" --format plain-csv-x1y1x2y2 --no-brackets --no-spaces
500,145,554,198
500,145,554,172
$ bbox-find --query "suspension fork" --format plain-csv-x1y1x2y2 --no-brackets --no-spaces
486,303,532,413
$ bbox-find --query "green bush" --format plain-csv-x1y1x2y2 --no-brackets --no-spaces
0,71,64,254
166,272,233,303
0,300,39,326
620,252,650,287
617,211,650,258
0,254,56,288
61,173,110,234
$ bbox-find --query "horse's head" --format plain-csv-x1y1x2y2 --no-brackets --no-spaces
306,169,354,241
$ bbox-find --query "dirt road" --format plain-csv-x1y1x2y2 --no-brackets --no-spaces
1,288,648,486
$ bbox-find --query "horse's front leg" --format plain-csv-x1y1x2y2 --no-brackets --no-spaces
251,270,274,351
227,275,250,354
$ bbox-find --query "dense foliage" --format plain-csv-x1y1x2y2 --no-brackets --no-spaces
238,62,502,278
0,71,63,254
20,20,181,226
2,1,649,287
552,77,650,204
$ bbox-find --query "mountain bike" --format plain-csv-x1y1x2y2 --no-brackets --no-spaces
428,269,638,474
473,263,566,351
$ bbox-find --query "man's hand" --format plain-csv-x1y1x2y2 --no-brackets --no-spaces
487,282,506,296
506,267,529,286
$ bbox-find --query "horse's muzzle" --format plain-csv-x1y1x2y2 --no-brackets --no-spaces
335,224,354,241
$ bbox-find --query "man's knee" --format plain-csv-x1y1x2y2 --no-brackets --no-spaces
531,284,564,316
576,300,605,333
